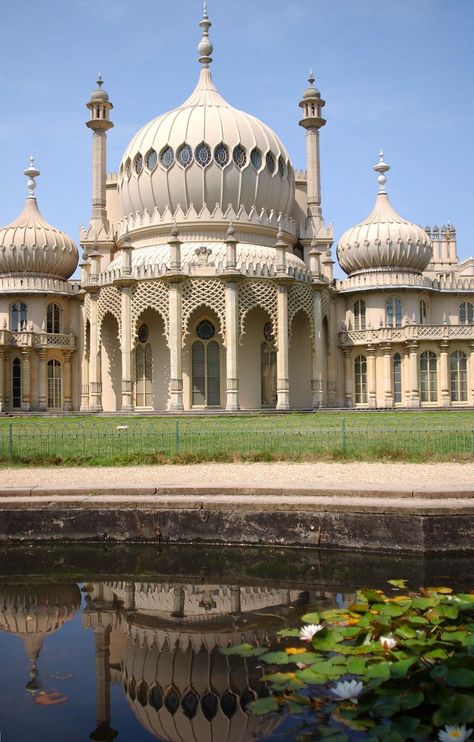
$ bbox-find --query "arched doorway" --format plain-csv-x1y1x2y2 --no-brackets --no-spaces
289,310,312,409
101,313,121,412
261,321,277,407
12,357,21,409
47,359,62,410
135,323,153,408
192,320,220,407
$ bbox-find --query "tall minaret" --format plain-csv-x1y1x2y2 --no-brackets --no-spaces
298,71,333,272
86,75,114,235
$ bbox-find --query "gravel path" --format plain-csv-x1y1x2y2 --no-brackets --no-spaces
1,461,473,488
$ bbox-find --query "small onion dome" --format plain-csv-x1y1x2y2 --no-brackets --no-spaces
337,152,432,276
89,73,109,102
303,69,320,99
0,158,79,279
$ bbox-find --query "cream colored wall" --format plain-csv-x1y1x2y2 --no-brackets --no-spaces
0,294,75,333
289,310,312,409
106,179,121,231
239,307,270,409
101,313,121,411
135,308,170,411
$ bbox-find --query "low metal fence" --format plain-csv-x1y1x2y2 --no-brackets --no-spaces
0,417,473,460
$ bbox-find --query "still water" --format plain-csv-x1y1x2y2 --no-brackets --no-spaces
0,544,472,742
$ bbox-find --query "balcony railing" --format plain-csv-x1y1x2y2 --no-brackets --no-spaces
339,324,474,346
1,331,76,349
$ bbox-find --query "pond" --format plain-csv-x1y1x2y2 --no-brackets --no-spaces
0,545,472,742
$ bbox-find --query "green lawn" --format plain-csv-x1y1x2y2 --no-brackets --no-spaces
0,410,473,465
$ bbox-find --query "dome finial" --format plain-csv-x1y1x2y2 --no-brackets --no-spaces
97,72,103,88
373,149,390,194
24,156,40,198
308,68,315,85
198,0,213,67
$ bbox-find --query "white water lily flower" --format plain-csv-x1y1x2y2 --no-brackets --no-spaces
299,624,324,642
332,680,364,703
379,635,397,651
438,725,473,742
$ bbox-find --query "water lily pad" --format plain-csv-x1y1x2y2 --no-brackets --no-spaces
260,650,292,665
248,697,279,715
366,661,392,680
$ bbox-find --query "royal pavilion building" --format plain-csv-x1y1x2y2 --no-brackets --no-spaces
0,5,473,414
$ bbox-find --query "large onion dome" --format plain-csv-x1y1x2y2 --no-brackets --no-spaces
0,159,79,279
337,153,432,277
118,5,294,223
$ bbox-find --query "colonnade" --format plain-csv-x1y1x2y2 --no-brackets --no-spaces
343,340,474,408
0,347,72,412
81,230,326,413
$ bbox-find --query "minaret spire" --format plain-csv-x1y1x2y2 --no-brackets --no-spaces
85,74,114,233
24,156,40,198
373,150,390,194
198,0,213,67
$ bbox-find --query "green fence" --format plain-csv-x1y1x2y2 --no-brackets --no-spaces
0,416,473,461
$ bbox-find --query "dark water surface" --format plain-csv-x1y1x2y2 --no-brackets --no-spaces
0,545,472,742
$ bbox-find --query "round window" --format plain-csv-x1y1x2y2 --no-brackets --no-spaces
264,322,274,342
178,144,193,168
138,324,149,343
134,155,143,175
146,149,158,171
233,145,247,169
214,143,229,168
160,146,174,169
195,143,212,167
196,320,215,340
251,148,262,170
266,152,275,174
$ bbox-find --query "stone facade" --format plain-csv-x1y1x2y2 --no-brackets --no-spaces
0,8,472,413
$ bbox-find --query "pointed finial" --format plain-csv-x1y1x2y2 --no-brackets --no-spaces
373,149,390,193
171,221,180,240
308,68,315,86
97,73,103,88
198,0,213,67
24,156,40,197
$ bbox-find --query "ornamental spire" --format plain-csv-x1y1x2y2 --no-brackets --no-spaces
24,156,40,198
198,0,213,67
373,150,390,194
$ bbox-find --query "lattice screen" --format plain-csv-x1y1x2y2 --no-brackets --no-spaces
131,280,170,342
239,279,278,339
182,279,226,340
97,286,122,341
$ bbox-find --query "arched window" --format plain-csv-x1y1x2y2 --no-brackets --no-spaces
419,350,438,402
393,353,402,404
135,324,152,407
459,302,474,325
353,299,366,331
47,359,62,410
419,299,428,325
354,355,367,404
450,350,467,402
12,357,21,409
11,302,27,332
386,298,402,328
47,303,61,334
261,322,277,407
192,320,220,406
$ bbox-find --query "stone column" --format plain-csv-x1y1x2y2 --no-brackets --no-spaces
172,586,185,618
88,291,102,412
63,351,72,411
120,285,134,412
90,627,117,741
382,344,393,407
407,342,420,407
79,302,89,411
311,290,324,408
21,349,31,411
37,349,47,411
4,352,10,410
439,341,450,406
168,281,184,411
367,346,377,408
343,348,353,408
470,342,474,406
123,583,136,611
276,283,290,410
0,349,4,413
230,586,241,616
225,280,239,411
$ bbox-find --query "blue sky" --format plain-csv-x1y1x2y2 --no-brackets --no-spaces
0,0,473,277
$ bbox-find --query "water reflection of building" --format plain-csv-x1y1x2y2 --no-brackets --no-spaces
0,583,81,691
83,582,305,741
